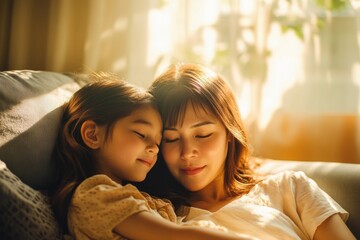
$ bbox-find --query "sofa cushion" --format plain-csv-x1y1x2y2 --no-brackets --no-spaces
0,160,62,239
0,70,86,189
259,159,360,239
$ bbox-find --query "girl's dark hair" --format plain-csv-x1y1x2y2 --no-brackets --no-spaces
136,63,259,211
51,73,154,232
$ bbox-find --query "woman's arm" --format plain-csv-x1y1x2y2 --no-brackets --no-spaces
114,211,259,240
313,213,355,240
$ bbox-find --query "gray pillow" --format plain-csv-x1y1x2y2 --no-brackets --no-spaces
0,70,86,189
0,160,62,239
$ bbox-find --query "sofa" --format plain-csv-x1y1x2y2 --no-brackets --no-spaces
0,70,359,239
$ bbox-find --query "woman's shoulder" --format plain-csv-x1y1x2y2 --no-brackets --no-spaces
264,170,309,181
242,171,317,205
258,170,312,189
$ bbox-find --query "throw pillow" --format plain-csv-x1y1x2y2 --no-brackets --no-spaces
0,160,62,239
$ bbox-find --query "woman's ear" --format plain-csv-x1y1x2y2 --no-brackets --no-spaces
81,120,102,149
227,131,232,142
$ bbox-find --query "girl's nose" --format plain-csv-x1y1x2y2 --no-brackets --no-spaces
146,141,159,155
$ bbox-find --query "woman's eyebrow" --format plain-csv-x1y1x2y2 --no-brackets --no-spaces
164,121,215,131
191,121,215,128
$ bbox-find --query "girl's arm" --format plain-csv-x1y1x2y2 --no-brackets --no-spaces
313,213,356,240
114,211,259,240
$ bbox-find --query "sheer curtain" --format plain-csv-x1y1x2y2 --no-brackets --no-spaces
0,0,161,87
1,0,359,163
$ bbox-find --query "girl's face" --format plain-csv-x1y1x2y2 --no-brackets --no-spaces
162,103,229,192
96,105,162,183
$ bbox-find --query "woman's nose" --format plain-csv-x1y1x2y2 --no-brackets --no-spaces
180,138,197,160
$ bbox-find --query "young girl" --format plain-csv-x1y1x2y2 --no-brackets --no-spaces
51,73,258,240
140,63,356,240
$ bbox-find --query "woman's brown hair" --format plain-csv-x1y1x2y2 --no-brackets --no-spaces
51,73,154,232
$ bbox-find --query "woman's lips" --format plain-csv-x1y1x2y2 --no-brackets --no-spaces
181,166,206,175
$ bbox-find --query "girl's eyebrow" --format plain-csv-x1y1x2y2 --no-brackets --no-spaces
133,119,162,135
164,121,215,131
133,119,153,126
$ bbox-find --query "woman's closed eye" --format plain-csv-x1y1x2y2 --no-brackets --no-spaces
163,133,213,143
196,133,212,139
163,137,179,143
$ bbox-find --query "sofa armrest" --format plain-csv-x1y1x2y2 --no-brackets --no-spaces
258,159,360,239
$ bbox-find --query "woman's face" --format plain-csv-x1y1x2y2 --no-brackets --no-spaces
161,103,229,192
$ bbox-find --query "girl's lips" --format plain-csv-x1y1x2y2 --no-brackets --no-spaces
138,159,153,167
181,166,206,175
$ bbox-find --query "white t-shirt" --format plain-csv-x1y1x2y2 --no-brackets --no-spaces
184,171,348,240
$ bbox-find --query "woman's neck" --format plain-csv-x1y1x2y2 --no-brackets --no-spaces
187,176,237,212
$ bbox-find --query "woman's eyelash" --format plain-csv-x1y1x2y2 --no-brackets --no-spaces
163,138,178,143
196,133,212,138
163,133,212,142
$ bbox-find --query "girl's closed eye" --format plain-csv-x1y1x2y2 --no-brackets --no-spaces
133,130,145,138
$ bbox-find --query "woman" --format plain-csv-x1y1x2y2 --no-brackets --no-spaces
138,63,355,239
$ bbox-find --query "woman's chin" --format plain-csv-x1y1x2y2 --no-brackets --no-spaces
182,182,205,192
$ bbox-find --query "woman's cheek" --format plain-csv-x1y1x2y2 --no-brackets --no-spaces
161,145,180,176
161,144,177,163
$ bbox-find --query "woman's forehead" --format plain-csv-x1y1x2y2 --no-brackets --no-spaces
164,100,215,127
